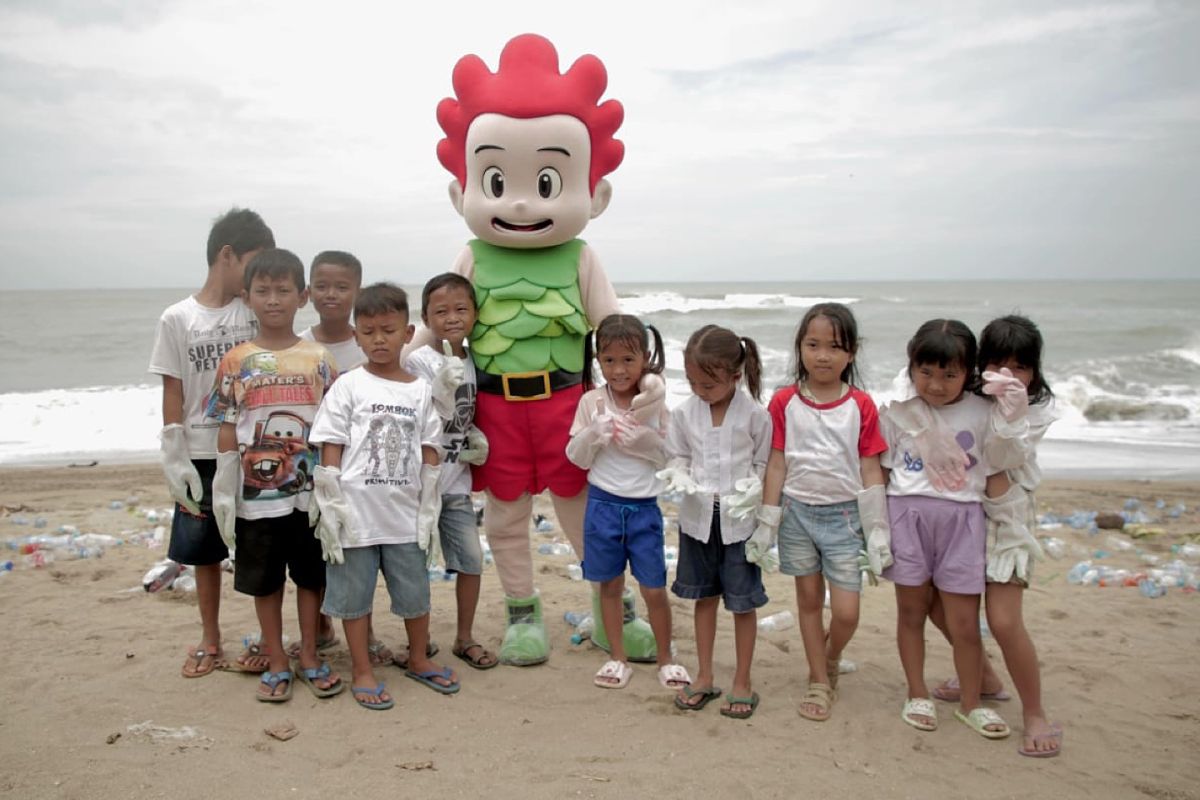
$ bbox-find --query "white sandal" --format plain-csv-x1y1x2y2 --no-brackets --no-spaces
901,697,938,731
594,660,632,689
657,663,692,690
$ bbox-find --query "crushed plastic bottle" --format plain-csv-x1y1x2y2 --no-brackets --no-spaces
533,514,554,533
173,572,197,592
565,610,594,644
143,560,184,592
757,610,795,632
108,500,125,510
1123,498,1140,511
33,517,47,528
1042,537,1066,560
1177,543,1200,560
1067,561,1092,584
1105,534,1134,552
1137,578,1166,598
536,542,572,556
566,563,583,581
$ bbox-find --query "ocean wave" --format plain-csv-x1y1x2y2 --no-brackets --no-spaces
0,384,160,464
620,292,858,316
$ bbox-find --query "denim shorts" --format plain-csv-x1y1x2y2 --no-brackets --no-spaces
322,542,430,620
166,459,229,566
777,497,865,593
582,484,666,588
438,493,482,575
672,508,767,613
233,510,325,596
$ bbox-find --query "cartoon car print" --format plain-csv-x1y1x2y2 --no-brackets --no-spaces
240,411,314,498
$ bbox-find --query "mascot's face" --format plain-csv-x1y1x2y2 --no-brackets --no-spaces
453,113,610,250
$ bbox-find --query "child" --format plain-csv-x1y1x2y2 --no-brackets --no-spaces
309,282,453,709
403,273,496,670
660,324,772,719
147,207,274,678
208,248,343,702
929,315,1061,757
879,319,1027,738
753,304,888,722
566,314,688,690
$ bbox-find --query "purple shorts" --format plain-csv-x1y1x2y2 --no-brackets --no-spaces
881,495,985,595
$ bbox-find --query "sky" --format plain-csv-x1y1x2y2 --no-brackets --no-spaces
0,0,1197,289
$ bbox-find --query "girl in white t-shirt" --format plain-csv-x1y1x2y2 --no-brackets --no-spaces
754,303,888,722
660,324,771,719
566,314,688,691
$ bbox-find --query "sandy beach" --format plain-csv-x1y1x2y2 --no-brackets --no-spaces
2,463,1198,800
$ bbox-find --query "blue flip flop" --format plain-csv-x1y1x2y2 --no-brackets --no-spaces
352,682,395,710
405,666,460,695
256,670,293,703
298,661,344,699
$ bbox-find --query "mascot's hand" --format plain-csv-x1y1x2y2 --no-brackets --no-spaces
432,340,466,419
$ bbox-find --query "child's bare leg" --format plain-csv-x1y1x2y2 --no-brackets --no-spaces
195,562,222,647
726,609,758,715
295,586,340,690
826,584,860,668
404,613,456,688
454,572,481,643
929,587,1005,696
255,589,289,697
987,582,1055,749
796,574,830,714
639,585,673,667
895,583,934,725
940,590,1004,732
596,576,627,683
677,596,719,705
344,615,388,706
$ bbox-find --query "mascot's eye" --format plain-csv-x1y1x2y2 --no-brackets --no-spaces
536,167,563,199
482,167,505,199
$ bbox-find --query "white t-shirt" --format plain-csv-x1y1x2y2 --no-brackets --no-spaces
569,386,667,499
147,295,258,458
665,390,772,544
881,393,999,502
300,327,365,372
403,345,477,497
309,369,442,546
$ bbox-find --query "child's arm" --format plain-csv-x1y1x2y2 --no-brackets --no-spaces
421,444,439,466
312,443,351,564
761,448,785,508
657,408,700,495
565,394,612,470
983,471,1043,583
159,375,202,515
212,421,240,549
321,443,344,469
857,454,892,575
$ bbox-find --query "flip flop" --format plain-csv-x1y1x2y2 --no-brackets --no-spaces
221,642,270,674
181,645,226,678
720,692,760,719
405,666,461,695
674,685,722,711
452,640,499,670
931,676,1011,702
352,682,395,711
594,660,632,689
392,640,439,671
955,707,1011,739
297,661,344,698
1018,722,1064,758
256,670,293,703
901,697,938,731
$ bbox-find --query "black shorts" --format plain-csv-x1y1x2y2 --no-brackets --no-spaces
671,507,768,614
233,510,325,596
166,459,229,566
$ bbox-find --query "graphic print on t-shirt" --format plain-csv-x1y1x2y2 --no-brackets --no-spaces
441,382,476,465
365,410,417,486
187,320,257,374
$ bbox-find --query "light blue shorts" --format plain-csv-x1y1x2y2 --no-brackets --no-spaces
777,497,864,593
322,542,430,620
439,494,483,576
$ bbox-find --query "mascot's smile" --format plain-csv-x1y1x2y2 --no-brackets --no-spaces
492,217,553,233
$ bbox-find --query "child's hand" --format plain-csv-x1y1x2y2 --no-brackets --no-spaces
613,414,662,460
886,400,969,492
160,424,202,516
744,504,781,572
313,465,354,564
982,368,1029,423
458,425,490,465
416,463,443,555
586,398,616,445
432,340,466,417
629,373,665,425
212,451,241,552
656,460,701,495
721,476,763,520
857,484,893,575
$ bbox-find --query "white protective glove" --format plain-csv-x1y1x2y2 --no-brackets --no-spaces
655,458,701,496
416,463,443,564
313,465,354,565
431,340,466,420
160,424,202,516
721,475,763,521
212,451,241,551
612,414,666,468
984,484,1043,583
857,484,893,576
565,398,615,469
457,425,489,466
982,368,1029,424
744,504,781,572
629,373,666,426
884,399,970,493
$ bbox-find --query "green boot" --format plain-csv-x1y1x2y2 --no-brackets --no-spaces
499,593,549,666
590,587,658,663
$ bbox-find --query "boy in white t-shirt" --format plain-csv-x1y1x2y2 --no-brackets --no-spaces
147,207,273,679
299,250,365,372
309,283,454,709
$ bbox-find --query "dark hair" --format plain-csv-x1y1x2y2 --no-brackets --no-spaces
793,302,861,388
684,324,763,402
420,273,476,317
206,208,274,266
907,319,979,393
354,282,409,319
310,250,362,283
978,314,1052,405
583,314,664,389
243,248,305,292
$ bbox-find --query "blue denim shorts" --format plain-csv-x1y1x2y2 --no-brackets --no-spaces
777,497,865,593
438,493,482,576
322,542,430,620
582,484,666,588
672,507,767,613
166,459,229,566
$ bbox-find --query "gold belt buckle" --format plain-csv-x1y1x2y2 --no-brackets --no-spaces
501,370,552,402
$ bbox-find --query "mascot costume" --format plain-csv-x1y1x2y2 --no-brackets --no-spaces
431,34,660,665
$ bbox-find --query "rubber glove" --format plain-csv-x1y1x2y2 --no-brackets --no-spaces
212,451,241,551
613,414,666,467
312,465,354,564
655,458,701,496
160,424,202,516
431,340,465,420
565,398,615,469
416,463,443,554
744,504,781,572
884,399,969,493
721,475,763,521
982,368,1029,424
857,484,893,575
629,373,666,426
984,484,1043,583
458,425,490,465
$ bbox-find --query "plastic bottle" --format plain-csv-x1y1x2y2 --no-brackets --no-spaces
173,571,197,592
1,560,13,572
33,517,47,528
1066,561,1092,584
1178,543,1200,560
1042,537,1066,560
566,563,583,581
143,560,183,592
757,610,795,632
1138,578,1166,599
570,614,594,645
536,542,572,556
533,514,554,533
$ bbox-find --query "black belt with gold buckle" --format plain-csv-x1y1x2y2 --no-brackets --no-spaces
476,369,582,401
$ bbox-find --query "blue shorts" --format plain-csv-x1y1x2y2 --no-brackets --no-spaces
777,497,865,593
672,506,767,613
322,542,430,620
582,485,666,588
232,511,325,596
438,494,482,575
166,459,229,566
